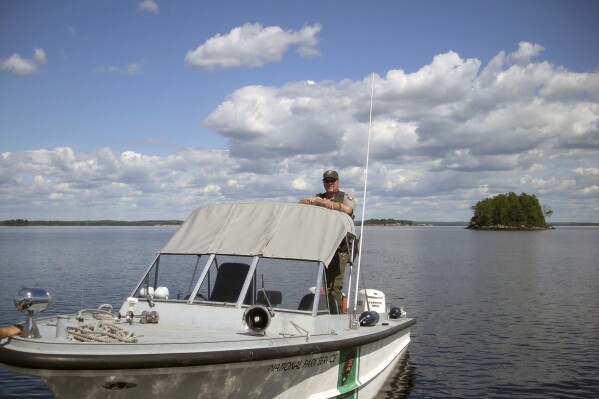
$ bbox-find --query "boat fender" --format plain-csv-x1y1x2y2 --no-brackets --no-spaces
389,306,401,319
359,311,379,327
243,305,271,335
154,287,169,299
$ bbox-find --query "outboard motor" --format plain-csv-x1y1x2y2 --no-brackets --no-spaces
14,287,52,338
356,289,386,314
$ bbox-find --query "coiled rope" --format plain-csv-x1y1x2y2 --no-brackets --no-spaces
67,322,138,343
75,304,115,321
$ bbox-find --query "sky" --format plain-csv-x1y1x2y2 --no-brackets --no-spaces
1,0,598,222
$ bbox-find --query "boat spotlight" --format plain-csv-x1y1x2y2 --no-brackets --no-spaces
14,287,52,338
242,305,271,335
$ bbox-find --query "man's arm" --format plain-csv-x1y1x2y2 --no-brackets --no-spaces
298,197,353,216
0,324,22,338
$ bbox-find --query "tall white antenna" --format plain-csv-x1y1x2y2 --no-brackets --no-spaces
353,72,375,311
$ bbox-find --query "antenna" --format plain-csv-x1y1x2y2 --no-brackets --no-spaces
352,72,375,313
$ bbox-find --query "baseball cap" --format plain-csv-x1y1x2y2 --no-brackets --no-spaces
322,170,339,180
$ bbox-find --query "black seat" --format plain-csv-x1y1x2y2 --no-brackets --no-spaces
257,290,282,307
297,293,339,314
210,263,250,303
298,293,315,311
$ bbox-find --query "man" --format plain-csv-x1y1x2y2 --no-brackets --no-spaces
299,170,355,312
298,170,355,216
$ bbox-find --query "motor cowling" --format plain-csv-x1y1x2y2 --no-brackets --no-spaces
356,289,386,314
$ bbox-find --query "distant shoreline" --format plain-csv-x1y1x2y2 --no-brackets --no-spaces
1,220,597,227
0,220,182,227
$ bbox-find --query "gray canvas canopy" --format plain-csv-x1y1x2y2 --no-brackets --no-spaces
160,202,356,266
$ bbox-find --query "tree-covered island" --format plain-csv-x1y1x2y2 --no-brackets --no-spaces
468,192,553,230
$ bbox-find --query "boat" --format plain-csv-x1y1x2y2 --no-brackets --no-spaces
0,202,415,398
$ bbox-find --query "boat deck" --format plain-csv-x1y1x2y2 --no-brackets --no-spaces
6,311,414,355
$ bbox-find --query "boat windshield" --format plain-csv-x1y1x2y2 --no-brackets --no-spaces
134,254,332,313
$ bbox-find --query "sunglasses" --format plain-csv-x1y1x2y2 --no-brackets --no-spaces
323,178,337,184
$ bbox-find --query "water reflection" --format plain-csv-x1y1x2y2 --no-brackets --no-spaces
375,351,415,399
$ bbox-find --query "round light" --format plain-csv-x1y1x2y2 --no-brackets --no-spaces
242,305,271,334
14,287,51,313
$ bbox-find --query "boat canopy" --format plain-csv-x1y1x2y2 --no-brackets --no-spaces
160,202,356,265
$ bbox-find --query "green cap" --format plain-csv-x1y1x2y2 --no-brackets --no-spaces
322,170,339,180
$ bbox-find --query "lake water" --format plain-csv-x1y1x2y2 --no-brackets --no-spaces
1,225,598,398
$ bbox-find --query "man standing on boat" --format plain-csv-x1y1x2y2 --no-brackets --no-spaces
299,170,355,312
299,170,355,217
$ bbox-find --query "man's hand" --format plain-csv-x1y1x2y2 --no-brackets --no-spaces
298,197,353,216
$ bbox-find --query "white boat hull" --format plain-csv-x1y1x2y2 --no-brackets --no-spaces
1,203,417,399
6,323,411,399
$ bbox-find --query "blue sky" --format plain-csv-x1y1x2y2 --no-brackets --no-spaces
1,0,598,222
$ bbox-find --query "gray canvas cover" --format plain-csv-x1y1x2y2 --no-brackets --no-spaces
160,202,356,265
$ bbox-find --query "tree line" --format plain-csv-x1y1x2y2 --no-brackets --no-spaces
0,219,182,226
360,218,413,226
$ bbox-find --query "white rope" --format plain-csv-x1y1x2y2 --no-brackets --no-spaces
75,304,115,321
67,322,138,343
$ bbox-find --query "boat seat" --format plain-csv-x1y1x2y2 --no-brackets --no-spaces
297,293,315,311
210,263,251,303
256,290,282,307
297,293,340,314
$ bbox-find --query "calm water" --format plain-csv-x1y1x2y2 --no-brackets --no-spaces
1,225,598,398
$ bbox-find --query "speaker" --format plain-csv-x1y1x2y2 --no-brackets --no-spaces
242,305,271,334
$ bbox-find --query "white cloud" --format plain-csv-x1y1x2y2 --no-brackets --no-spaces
292,178,310,191
185,23,321,70
0,147,238,220
95,62,144,75
574,167,599,176
0,48,47,76
33,48,47,64
510,41,544,66
1,42,598,222
200,42,598,221
137,0,159,15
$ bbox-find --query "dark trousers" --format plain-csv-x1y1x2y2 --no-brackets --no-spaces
326,251,349,310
